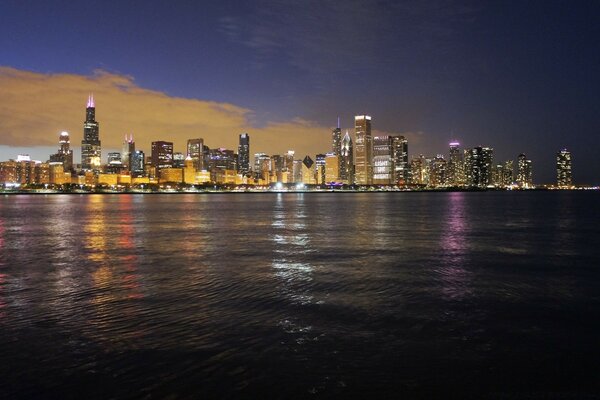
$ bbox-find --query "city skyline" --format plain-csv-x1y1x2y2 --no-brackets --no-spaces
1,2,599,184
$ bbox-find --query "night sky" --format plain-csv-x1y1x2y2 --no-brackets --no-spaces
1,0,599,184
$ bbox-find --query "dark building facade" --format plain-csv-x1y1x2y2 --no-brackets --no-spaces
237,133,250,176
81,94,101,171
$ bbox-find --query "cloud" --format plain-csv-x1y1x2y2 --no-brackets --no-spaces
0,66,332,161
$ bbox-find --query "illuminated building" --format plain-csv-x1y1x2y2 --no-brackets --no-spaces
81,94,101,172
354,115,373,185
237,133,250,176
430,155,447,187
130,150,145,177
447,142,463,186
302,155,316,184
49,162,67,184
293,160,303,183
173,152,185,168
97,173,118,186
121,134,135,170
208,148,236,183
270,154,285,182
325,153,340,183
0,160,17,184
160,168,183,183
151,141,174,171
254,153,271,182
464,146,493,187
332,117,342,155
503,160,514,186
34,162,50,184
391,136,408,185
183,157,196,184
187,138,204,171
340,130,354,184
410,155,430,186
106,152,123,174
517,154,533,188
315,154,326,185
373,136,392,184
49,131,73,172
556,149,572,187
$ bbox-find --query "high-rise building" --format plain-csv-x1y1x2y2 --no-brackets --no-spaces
340,130,354,184
354,115,373,185
325,153,340,183
49,131,73,172
151,141,174,171
464,146,493,188
373,136,392,184
410,155,430,186
391,136,408,185
173,152,185,168
302,155,316,184
430,155,447,187
238,133,250,176
556,149,572,187
254,153,270,182
81,94,101,171
503,160,514,187
121,134,135,170
315,154,326,185
208,148,237,183
332,117,342,155
284,150,295,183
130,150,145,177
447,142,463,186
187,138,204,171
517,154,533,188
270,155,285,182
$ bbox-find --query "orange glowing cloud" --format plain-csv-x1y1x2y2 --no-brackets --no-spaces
0,67,331,157
0,66,423,161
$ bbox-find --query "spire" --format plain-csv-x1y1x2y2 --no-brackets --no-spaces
87,93,95,108
337,116,340,129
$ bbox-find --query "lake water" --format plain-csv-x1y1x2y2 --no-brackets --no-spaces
1,192,599,399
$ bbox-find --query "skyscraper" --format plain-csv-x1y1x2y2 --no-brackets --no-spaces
151,141,174,171
332,117,342,155
447,142,463,186
121,134,135,171
391,136,408,185
556,149,572,187
130,150,145,177
187,138,204,171
340,130,354,184
49,131,73,172
81,94,101,171
373,136,392,184
464,146,493,188
430,155,447,187
517,153,532,188
238,133,250,176
354,115,373,185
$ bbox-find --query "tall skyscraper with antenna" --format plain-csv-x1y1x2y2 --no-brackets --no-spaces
81,94,101,171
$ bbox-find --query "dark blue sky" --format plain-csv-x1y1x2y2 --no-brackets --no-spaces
1,0,599,183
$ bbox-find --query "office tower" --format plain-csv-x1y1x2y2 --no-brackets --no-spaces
121,134,135,170
410,155,429,185
464,146,493,188
270,155,284,182
293,159,303,183
391,135,408,185
302,155,316,184
173,152,185,168
81,94,101,171
516,154,532,188
332,117,342,155
107,152,122,164
237,133,250,176
208,148,237,183
430,155,447,187
130,150,145,177
354,115,373,185
503,160,514,187
282,150,295,182
447,141,463,186
49,131,73,172
325,153,340,183
340,130,354,184
254,153,271,181
187,138,204,171
315,154,326,185
151,141,174,171
373,136,392,184
556,149,572,187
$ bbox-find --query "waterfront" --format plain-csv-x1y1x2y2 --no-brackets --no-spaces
1,192,599,398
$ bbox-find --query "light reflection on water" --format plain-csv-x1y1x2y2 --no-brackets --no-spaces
0,192,599,398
